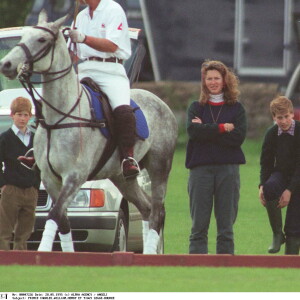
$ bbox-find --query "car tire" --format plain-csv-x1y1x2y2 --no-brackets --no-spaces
112,209,128,252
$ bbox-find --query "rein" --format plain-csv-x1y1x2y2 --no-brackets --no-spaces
17,25,106,126
17,27,73,84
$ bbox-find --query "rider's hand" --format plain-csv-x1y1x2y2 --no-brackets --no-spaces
69,30,86,43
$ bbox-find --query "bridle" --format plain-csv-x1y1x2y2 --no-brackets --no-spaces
16,25,93,126
17,26,73,83
16,25,95,122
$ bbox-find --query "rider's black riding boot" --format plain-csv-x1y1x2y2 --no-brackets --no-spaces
265,199,285,253
113,105,139,179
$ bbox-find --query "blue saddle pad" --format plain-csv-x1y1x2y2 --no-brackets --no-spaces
84,85,149,140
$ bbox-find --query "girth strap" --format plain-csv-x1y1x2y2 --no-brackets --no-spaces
87,136,117,181
39,120,106,130
46,128,61,180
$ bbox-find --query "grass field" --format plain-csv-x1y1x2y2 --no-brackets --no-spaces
1,264,300,292
1,138,300,293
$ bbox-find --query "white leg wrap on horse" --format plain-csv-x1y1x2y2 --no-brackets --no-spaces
143,229,160,254
142,220,149,246
59,232,74,252
38,219,58,252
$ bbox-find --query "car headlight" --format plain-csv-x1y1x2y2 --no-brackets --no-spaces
69,190,90,207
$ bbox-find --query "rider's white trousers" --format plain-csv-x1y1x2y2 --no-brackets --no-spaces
78,60,130,110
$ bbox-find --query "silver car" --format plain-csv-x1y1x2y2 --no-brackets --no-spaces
0,26,162,253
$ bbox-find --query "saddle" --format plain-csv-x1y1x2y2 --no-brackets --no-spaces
80,77,149,140
80,77,114,137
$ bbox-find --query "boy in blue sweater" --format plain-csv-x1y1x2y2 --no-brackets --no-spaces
259,96,300,255
0,97,40,250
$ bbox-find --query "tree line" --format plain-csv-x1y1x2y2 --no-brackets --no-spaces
0,0,34,28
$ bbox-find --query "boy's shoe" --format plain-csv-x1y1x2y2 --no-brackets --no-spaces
265,199,285,253
268,232,285,253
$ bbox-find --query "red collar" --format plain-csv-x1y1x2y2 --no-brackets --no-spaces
208,100,224,106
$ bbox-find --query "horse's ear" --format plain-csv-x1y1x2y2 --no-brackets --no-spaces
38,9,48,24
53,14,71,29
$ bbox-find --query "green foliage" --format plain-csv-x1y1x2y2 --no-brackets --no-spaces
0,0,34,28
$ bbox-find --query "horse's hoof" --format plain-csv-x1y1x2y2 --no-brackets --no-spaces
59,232,75,252
37,244,53,252
142,220,149,246
38,219,58,252
143,229,159,254
143,249,157,255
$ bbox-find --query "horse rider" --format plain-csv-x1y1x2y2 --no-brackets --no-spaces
20,0,140,179
69,0,140,179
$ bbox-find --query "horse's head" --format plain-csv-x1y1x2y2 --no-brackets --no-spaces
0,10,69,79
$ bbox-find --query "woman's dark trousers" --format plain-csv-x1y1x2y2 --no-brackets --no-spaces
188,165,240,254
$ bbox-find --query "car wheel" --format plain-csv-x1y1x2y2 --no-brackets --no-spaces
112,209,128,252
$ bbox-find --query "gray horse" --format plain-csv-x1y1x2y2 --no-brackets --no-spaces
0,11,177,254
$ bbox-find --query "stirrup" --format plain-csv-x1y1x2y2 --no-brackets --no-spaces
121,156,140,179
19,148,36,170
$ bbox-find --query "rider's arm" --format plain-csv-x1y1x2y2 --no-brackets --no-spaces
84,36,118,53
68,30,118,53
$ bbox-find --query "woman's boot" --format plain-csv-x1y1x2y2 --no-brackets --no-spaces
265,199,285,253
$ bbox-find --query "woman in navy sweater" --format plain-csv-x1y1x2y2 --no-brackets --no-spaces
186,60,247,254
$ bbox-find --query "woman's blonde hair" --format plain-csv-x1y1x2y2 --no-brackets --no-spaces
270,96,293,117
199,60,240,105
10,97,32,115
